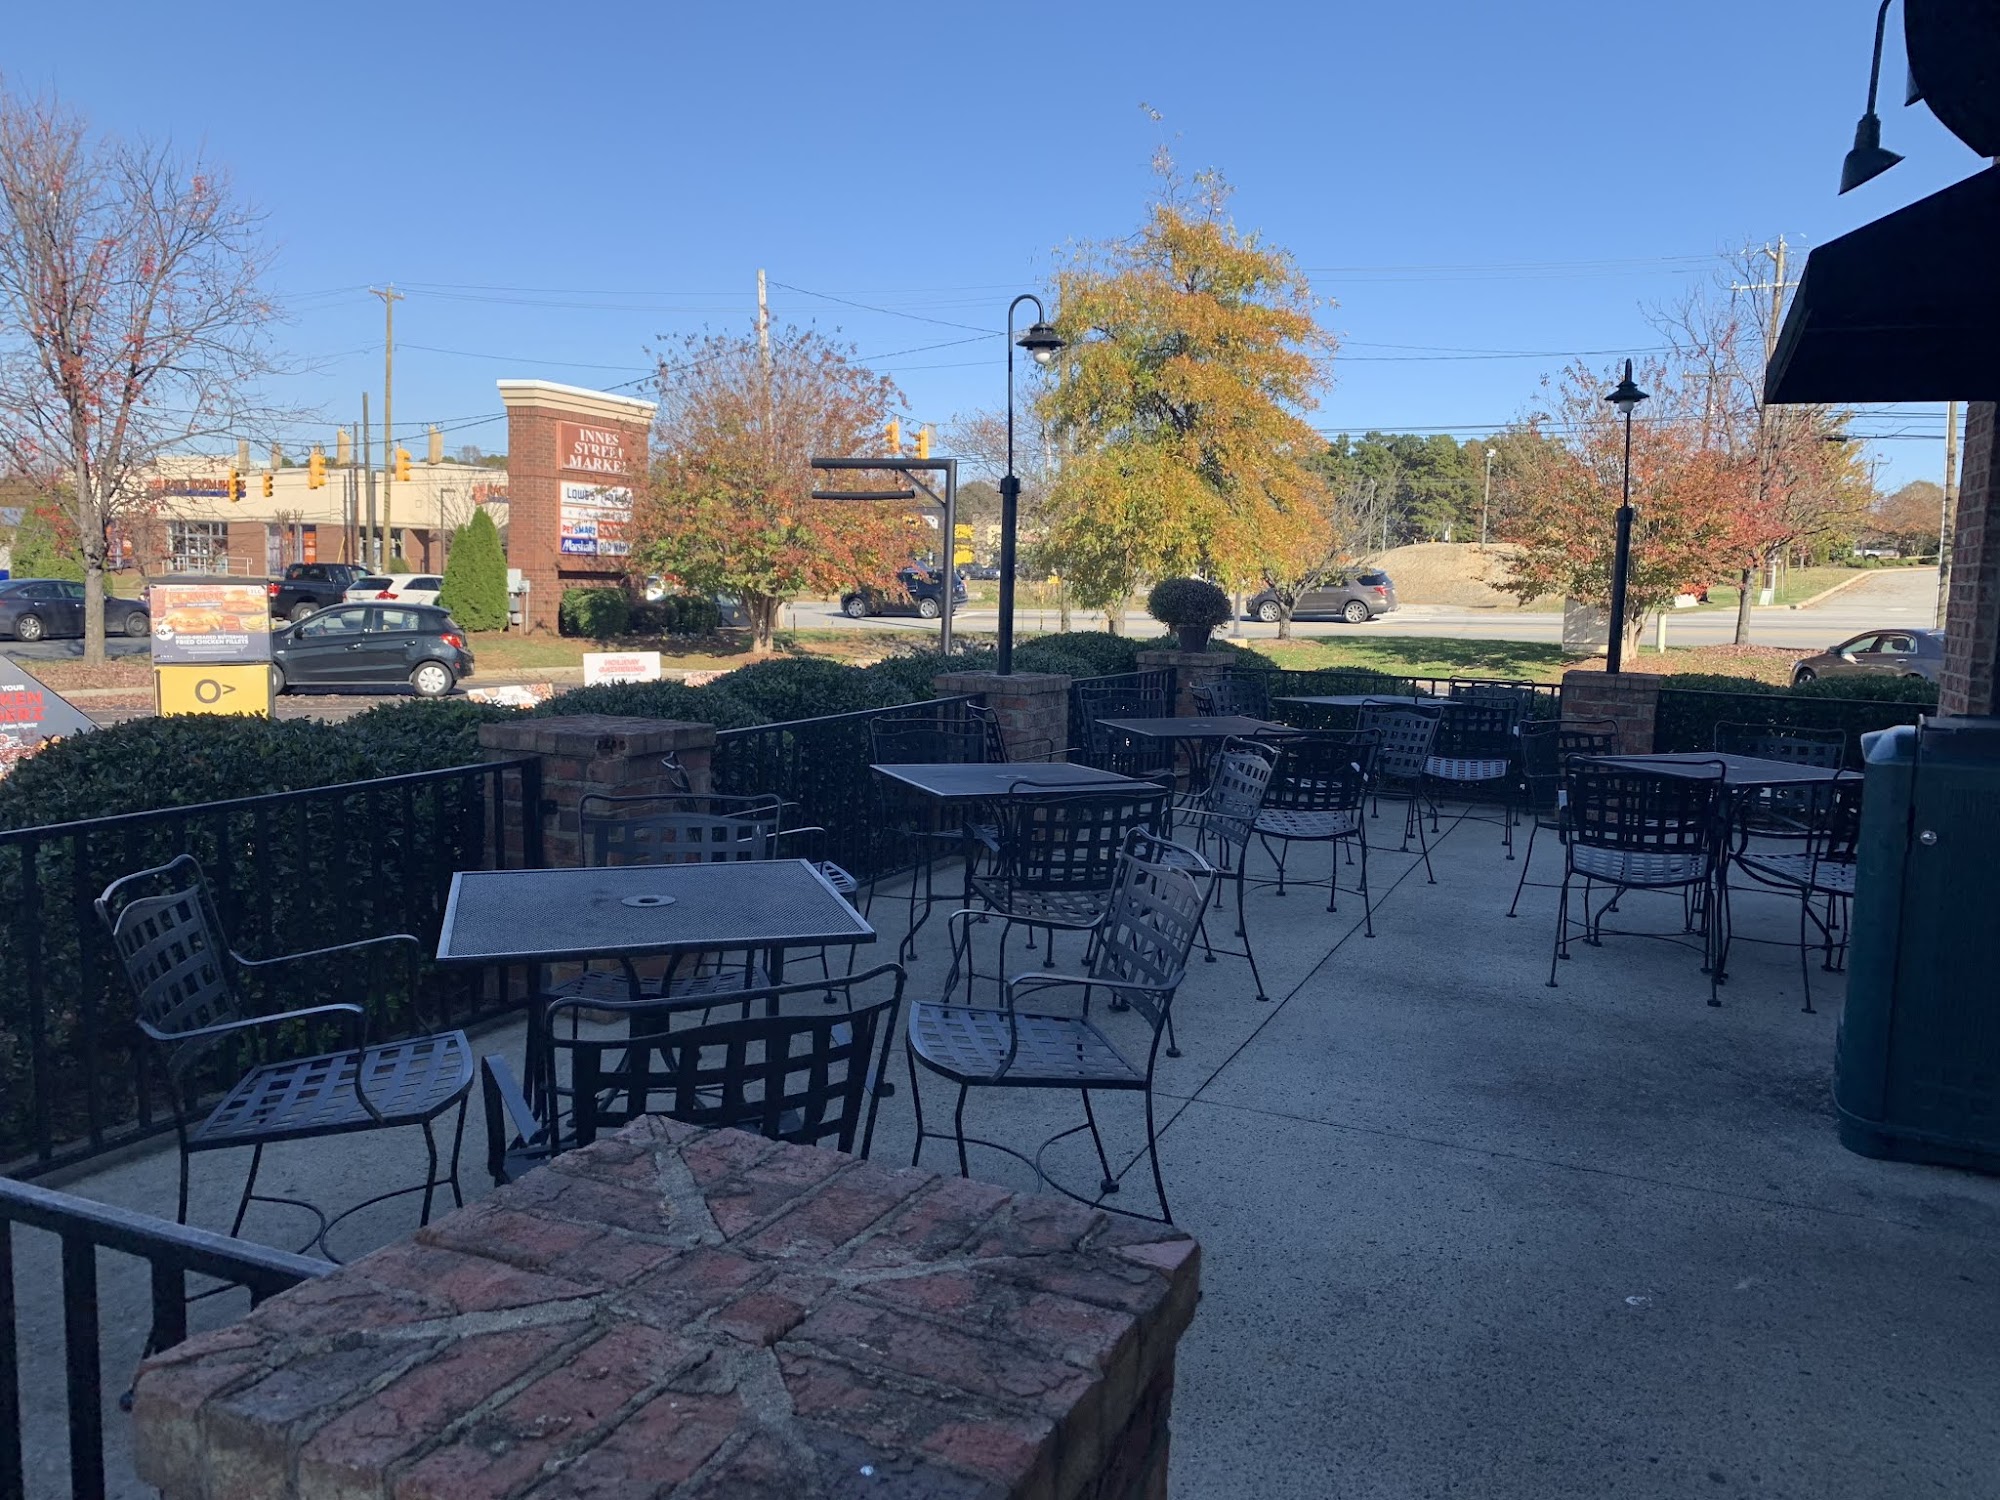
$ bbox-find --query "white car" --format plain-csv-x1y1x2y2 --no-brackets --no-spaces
343,573,444,607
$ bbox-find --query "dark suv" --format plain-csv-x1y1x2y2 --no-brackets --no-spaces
840,567,969,620
1246,569,1399,624
268,562,370,623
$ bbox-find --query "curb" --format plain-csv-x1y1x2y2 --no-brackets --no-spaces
1789,571,1879,610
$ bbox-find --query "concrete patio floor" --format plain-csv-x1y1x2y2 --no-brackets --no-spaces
16,803,2000,1497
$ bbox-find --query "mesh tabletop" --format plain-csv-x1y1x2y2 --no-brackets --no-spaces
1594,752,1855,788
869,762,1150,803
1096,715,1280,740
436,860,873,964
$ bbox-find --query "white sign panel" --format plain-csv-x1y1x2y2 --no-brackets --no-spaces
559,482,633,558
583,650,662,686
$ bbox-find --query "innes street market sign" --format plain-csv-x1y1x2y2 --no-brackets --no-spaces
559,421,631,477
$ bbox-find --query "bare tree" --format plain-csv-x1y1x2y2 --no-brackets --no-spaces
0,82,282,662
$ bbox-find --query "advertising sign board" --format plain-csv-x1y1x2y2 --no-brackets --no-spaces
583,650,662,686
156,663,276,718
557,421,631,477
558,482,633,557
149,583,273,664
0,653,95,779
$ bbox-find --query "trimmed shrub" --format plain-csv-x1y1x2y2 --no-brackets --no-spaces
1146,577,1233,631
719,657,906,723
1789,673,1938,704
345,698,525,769
535,679,765,729
438,509,509,631
1014,632,1144,679
628,595,721,636
559,586,632,639
1653,672,1773,695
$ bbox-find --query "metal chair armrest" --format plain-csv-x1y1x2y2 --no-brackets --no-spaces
229,933,421,969
1005,971,1175,1007
137,1002,366,1048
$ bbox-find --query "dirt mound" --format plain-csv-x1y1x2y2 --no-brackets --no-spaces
1368,542,1553,609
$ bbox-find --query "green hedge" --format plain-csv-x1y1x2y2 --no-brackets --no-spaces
629,595,721,636
1654,676,1932,765
534,679,766,730
559,587,632,639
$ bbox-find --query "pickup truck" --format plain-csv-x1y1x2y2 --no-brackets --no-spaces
268,562,371,622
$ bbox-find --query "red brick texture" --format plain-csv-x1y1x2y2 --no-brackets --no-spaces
503,402,650,633
935,671,1072,761
1558,670,1663,753
1133,652,1227,718
132,1118,1199,1500
478,715,716,871
1942,401,1998,716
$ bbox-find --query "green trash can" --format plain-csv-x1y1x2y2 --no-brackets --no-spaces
1836,716,2000,1170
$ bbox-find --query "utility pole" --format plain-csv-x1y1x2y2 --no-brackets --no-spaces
362,392,377,570
1481,448,1495,546
756,269,774,444
1939,399,1961,627
371,285,403,565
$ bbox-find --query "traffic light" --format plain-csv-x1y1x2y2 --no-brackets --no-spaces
884,419,901,456
261,473,274,499
915,425,930,461
395,447,412,482
226,468,241,503
308,447,326,489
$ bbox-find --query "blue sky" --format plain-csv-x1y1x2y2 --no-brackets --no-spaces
6,0,1982,488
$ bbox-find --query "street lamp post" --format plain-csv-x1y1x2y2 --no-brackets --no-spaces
1000,295,1064,675
1604,359,1650,675
1481,447,1496,545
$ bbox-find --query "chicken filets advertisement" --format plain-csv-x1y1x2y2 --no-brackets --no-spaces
0,653,96,780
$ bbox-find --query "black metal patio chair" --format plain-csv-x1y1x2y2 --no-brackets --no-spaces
867,713,997,950
1548,757,1726,1004
1713,721,1849,843
1506,718,1622,917
483,963,905,1185
907,837,1206,1223
1250,729,1379,935
1727,777,1862,1014
1448,678,1543,715
1424,698,1525,854
1357,702,1440,883
1073,684,1175,789
1150,738,1279,1000
1191,671,1271,720
95,855,474,1259
957,780,1171,993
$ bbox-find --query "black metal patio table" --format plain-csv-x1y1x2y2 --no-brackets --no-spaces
1273,693,1453,710
1590,753,1859,985
868,762,1153,955
1096,714,1283,791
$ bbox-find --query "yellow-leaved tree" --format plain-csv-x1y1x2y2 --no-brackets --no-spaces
1038,157,1335,625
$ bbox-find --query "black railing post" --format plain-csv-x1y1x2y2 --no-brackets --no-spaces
61,1234,104,1500
520,758,546,870
0,1221,20,1500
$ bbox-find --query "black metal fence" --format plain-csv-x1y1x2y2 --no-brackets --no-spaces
1653,688,1926,767
0,758,543,1177
712,697,983,879
0,1173,328,1500
1066,670,1176,751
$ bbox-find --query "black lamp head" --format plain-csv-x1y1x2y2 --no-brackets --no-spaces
1839,111,1905,194
1017,320,1065,366
1605,359,1650,416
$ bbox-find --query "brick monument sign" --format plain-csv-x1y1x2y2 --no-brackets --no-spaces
497,379,658,633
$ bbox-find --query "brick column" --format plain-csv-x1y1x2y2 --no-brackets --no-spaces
480,714,716,869
935,670,1071,760
497,380,657,633
1941,401,1999,716
132,1117,1201,1500
1559,669,1664,754
1136,649,1230,716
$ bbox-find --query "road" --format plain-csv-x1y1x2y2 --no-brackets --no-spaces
782,567,1943,651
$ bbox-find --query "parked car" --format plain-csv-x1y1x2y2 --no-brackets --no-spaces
0,578,150,642
269,602,474,698
963,563,1001,581
1791,628,1944,686
1246,569,1399,624
268,562,371,623
840,567,969,620
344,573,445,607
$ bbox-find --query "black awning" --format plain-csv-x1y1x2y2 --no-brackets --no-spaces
1766,163,2000,405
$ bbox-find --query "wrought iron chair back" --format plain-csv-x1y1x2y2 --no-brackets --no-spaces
1519,719,1621,816
1357,703,1440,782
1261,730,1378,816
1563,758,1723,856
1713,721,1847,769
1079,837,1208,1037
1449,679,1541,714
1074,685,1173,779
1192,673,1271,720
869,717,989,766
97,857,248,1085
580,792,783,867
1190,738,1278,852
966,701,1011,762
997,782,1169,894
1434,699,1522,760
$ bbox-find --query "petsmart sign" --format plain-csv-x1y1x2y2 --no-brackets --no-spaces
583,650,662,686
559,482,632,557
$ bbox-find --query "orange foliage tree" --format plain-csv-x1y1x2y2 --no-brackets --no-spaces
634,326,915,650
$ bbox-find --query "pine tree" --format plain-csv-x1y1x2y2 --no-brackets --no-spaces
438,508,508,631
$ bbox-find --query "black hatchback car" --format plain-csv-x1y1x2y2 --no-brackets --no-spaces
0,578,151,642
1791,628,1944,686
269,602,474,697
1246,569,1399,624
841,567,969,620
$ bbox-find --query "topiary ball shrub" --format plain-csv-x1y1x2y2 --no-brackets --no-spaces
559,587,632,640
535,679,766,729
1145,578,1233,631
